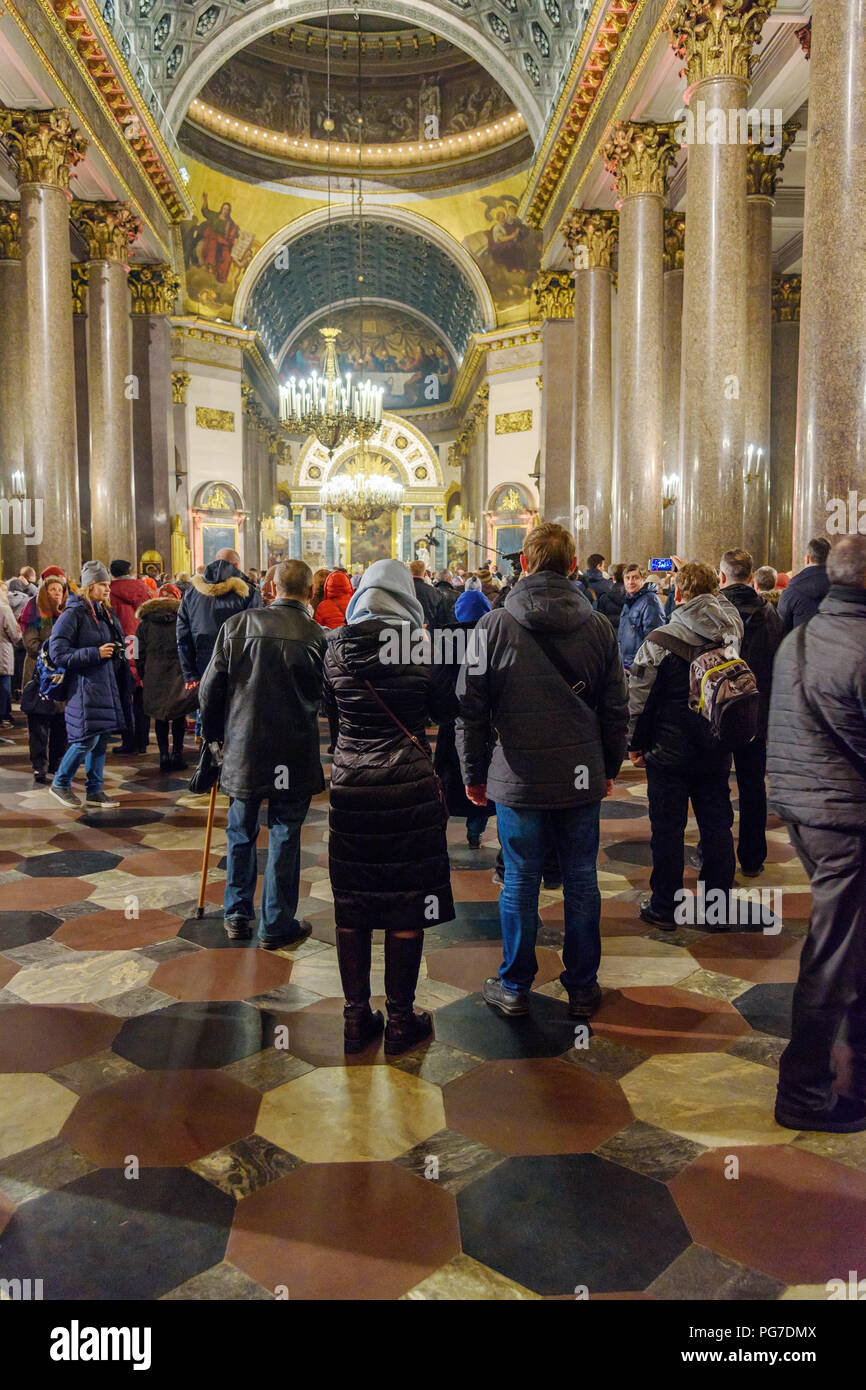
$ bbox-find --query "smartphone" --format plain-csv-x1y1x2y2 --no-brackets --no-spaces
649,557,674,573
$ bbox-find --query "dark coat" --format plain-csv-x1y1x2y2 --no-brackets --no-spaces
136,597,197,722
323,619,455,931
580,568,613,604
199,598,325,802
48,594,132,743
176,560,262,681
618,582,666,668
456,570,629,809
412,576,447,629
596,582,626,634
719,583,784,736
768,587,866,833
433,580,459,619
778,563,830,633
432,619,494,819
109,576,151,684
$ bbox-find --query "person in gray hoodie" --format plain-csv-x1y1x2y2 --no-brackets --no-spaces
627,561,743,928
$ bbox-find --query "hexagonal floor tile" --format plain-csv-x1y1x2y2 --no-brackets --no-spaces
52,910,183,951
5,950,154,1005
149,947,293,1002
0,1005,121,1072
689,932,803,984
431,991,576,1060
0,911,63,951
112,1001,272,1070
457,1153,691,1295
0,1167,234,1299
17,850,122,878
227,1162,459,1299
0,1073,79,1160
597,937,697,988
257,1066,445,1162
621,1053,794,1148
0,879,94,910
177,914,262,951
425,944,562,993
590,986,752,1054
61,1070,261,1166
116,850,222,877
733,983,795,1038
444,1058,633,1155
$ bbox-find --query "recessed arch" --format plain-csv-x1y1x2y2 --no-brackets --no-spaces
277,297,461,376
294,412,442,490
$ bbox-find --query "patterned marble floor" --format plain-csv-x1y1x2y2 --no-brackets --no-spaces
0,718,862,1302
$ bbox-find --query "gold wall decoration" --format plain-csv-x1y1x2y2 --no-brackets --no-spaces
0,108,87,189
772,274,801,323
663,211,686,272
495,410,533,435
745,121,799,198
171,371,191,405
603,121,679,199
128,264,181,315
532,269,575,320
203,486,232,511
0,202,21,260
71,264,89,315
669,0,777,85
196,407,236,432
562,209,618,270
71,201,142,263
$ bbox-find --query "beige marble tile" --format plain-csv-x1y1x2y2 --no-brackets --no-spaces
83,870,222,911
678,968,754,1001
137,828,228,851
7,950,154,1004
793,1129,866,1174
597,936,696,988
0,1073,79,1160
402,1253,541,1300
256,1065,445,1162
622,1052,793,1148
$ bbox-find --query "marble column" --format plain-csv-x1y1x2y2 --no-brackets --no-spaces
793,0,866,559
770,275,801,571
129,265,180,565
603,122,677,562
562,210,617,557
292,509,302,561
743,125,798,564
0,204,26,575
533,270,575,531
669,0,775,561
325,512,337,567
72,201,141,565
1,110,87,576
401,506,412,563
662,212,686,557
71,265,91,559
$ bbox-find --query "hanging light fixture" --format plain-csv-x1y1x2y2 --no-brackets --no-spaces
320,441,404,530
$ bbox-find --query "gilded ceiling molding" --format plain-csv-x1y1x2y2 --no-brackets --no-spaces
129,264,182,315
663,211,686,271
603,121,679,198
772,274,801,323
532,269,575,319
0,203,22,260
745,121,798,197
0,108,87,189
562,209,618,269
71,201,142,263
71,263,89,314
668,0,778,85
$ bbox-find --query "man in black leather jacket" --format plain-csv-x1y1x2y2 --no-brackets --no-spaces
199,560,325,948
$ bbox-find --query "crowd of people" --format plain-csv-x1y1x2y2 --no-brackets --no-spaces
2,522,863,1133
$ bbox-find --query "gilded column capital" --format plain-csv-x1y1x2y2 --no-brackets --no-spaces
562,209,618,269
532,269,574,320
772,273,801,323
0,108,87,189
128,263,181,315
0,202,21,260
171,371,191,405
745,120,798,197
71,263,89,315
663,211,687,271
669,0,777,85
603,122,679,199
71,201,142,264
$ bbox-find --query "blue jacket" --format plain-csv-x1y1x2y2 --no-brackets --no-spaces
176,560,262,681
618,581,666,669
48,594,131,742
778,563,830,633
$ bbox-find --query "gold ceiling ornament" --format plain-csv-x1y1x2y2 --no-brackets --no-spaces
0,108,87,189
71,263,89,315
171,371,191,405
771,274,801,323
562,209,618,270
745,121,799,198
495,411,533,436
0,203,21,260
71,201,142,264
603,121,679,199
663,211,687,272
532,269,575,320
669,0,778,86
128,264,181,316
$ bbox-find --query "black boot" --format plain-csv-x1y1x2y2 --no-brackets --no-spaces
336,927,383,1054
384,930,432,1055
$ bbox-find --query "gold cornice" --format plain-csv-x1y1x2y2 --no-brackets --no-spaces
745,120,798,197
669,0,778,85
129,263,181,315
533,269,575,319
603,121,679,198
0,203,22,260
71,199,141,263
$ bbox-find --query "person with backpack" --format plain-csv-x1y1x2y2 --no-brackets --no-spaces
48,561,133,809
136,584,194,772
617,565,667,669
627,561,745,928
20,572,69,782
719,548,784,877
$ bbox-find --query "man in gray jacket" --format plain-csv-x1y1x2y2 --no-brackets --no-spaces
457,522,628,1020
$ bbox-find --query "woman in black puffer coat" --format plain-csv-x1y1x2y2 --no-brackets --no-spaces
324,559,455,1056
137,585,196,773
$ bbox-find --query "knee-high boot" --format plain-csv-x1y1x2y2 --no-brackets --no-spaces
336,926,383,1053
384,929,432,1054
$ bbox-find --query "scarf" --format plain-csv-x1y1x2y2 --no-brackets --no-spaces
345,558,425,629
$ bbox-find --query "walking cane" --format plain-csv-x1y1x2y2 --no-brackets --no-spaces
196,782,218,918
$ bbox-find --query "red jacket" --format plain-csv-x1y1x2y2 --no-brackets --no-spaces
110,576,151,684
314,570,354,630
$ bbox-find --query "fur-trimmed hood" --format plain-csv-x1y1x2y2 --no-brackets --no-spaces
136,596,180,619
191,559,253,601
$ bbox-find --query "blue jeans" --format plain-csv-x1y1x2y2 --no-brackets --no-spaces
466,810,490,841
53,732,111,794
225,794,311,942
496,802,602,993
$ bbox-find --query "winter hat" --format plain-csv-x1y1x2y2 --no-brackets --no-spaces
464,575,482,592
346,558,425,629
158,583,182,601
323,569,354,603
109,559,132,578
40,566,66,581
455,589,491,623
80,560,111,587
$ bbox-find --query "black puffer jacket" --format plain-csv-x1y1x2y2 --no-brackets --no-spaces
433,619,494,819
412,577,447,630
456,570,628,808
768,587,866,832
778,563,830,633
176,559,262,681
199,598,325,801
136,597,197,722
324,619,455,931
596,582,626,634
719,583,784,737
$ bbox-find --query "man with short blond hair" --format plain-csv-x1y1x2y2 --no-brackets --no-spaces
408,558,447,628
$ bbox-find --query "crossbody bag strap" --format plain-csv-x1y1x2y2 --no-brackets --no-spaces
795,624,866,776
508,614,595,712
362,679,434,766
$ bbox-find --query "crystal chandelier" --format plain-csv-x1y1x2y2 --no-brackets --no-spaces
320,444,404,530
280,326,382,453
